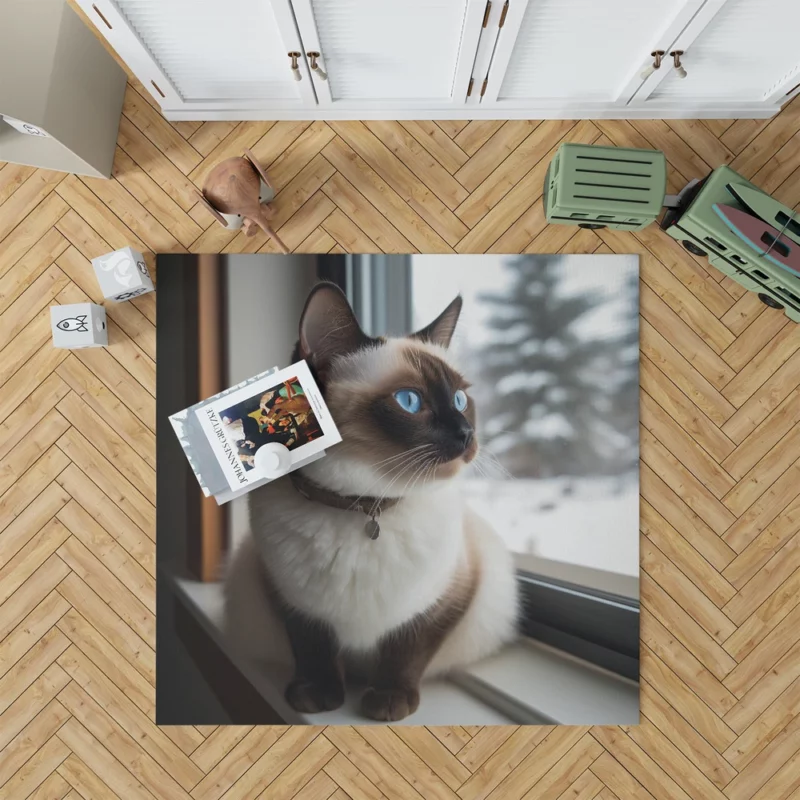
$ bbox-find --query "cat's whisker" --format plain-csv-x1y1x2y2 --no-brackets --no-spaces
347,449,433,511
360,445,433,481
379,452,433,499
368,444,433,470
470,459,488,480
473,449,513,480
349,461,418,511
471,454,491,478
370,450,434,510
405,453,439,495
419,460,439,490
396,458,430,499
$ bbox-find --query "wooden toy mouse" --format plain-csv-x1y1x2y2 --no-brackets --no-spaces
196,148,289,253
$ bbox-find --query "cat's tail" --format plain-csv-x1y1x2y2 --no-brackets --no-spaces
222,534,293,666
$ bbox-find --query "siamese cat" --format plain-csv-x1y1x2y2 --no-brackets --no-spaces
224,283,518,721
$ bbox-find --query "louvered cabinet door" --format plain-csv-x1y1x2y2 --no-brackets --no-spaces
76,0,316,113
288,0,487,108
632,0,800,109
479,0,704,110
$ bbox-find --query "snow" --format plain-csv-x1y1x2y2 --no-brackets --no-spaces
522,412,573,439
463,477,639,578
497,370,552,394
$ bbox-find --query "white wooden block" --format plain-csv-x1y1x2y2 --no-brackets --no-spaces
91,246,154,301
51,303,107,348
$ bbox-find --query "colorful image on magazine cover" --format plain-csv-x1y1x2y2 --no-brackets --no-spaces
219,377,323,470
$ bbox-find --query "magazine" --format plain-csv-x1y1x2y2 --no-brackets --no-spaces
195,360,341,492
169,360,341,504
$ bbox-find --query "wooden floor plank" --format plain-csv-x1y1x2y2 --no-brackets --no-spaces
57,681,192,800
399,121,469,175
111,147,203,249
453,120,541,193
121,85,202,175
322,137,452,252
723,640,800,734
56,536,154,646
56,568,154,683
455,120,586,239
642,573,737,681
57,719,157,800
640,680,737,790
364,120,469,210
0,163,37,206
640,463,736,572
642,535,736,646
55,397,155,513
641,501,736,609
329,122,469,246
189,727,284,800
0,228,68,315
641,608,737,718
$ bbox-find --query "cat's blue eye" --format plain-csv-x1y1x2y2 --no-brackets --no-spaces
454,389,468,412
394,390,422,414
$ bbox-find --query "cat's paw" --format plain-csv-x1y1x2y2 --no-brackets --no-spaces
361,686,420,721
285,677,345,713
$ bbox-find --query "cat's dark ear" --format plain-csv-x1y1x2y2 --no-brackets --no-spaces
298,282,372,371
411,295,462,349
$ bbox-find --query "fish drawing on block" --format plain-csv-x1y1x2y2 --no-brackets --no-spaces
713,204,800,277
56,315,89,332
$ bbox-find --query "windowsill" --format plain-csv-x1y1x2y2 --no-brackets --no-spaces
455,640,639,725
172,574,638,726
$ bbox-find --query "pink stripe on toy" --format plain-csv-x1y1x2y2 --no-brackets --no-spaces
713,204,800,277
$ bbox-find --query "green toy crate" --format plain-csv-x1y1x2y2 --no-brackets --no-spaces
661,164,800,323
544,143,667,231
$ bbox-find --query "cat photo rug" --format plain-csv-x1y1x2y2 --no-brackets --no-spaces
155,252,640,726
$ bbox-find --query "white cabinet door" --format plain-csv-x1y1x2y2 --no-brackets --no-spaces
479,0,705,110
76,0,316,112
633,0,800,109
289,0,486,108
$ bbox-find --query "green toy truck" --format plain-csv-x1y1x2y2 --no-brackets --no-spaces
543,143,800,322
660,165,800,323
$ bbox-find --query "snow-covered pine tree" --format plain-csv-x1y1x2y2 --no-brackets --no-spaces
604,268,640,481
476,255,626,479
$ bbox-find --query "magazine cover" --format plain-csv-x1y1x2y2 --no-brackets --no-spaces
195,360,341,491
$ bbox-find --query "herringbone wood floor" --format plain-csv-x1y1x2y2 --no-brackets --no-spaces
2,55,800,798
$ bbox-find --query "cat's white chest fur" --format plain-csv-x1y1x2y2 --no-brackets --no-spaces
249,476,464,650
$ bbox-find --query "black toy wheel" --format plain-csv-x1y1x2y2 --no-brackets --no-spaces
682,240,707,257
579,223,606,229
758,293,784,310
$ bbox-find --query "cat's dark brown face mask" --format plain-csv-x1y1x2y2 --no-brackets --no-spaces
295,282,477,481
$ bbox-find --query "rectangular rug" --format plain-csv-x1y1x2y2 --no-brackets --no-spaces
155,252,640,726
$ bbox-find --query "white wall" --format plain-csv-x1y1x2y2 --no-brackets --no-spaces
225,255,319,549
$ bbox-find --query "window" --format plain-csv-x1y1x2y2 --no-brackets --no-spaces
409,254,639,580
